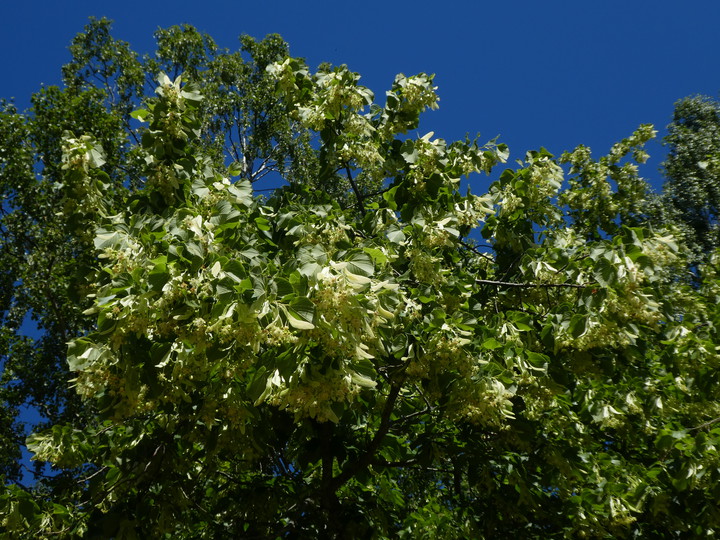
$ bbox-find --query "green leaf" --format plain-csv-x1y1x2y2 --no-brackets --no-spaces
274,277,294,299
568,314,587,338
386,224,406,244
287,297,315,329
363,247,388,266
223,259,247,282
94,231,122,249
185,241,204,259
192,178,210,199
247,366,269,403
228,179,253,205
227,161,244,176
350,370,376,388
255,216,272,231
346,252,374,277
593,258,616,287
130,108,150,122
401,140,418,164
18,497,39,522
482,338,503,350
148,258,169,291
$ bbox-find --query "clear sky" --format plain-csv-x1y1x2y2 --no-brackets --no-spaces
3,1,720,192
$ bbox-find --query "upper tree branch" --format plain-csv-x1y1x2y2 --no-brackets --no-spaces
459,239,494,262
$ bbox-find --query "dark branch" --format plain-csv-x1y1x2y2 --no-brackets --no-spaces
345,164,366,217
459,239,494,262
330,372,405,491
475,278,589,289
691,416,720,431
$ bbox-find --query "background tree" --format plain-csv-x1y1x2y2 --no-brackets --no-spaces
660,95,720,261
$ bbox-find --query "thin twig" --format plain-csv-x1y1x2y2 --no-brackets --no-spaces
78,465,109,484
476,278,589,289
459,239,494,262
690,416,720,431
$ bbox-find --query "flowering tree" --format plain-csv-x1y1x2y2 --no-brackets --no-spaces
3,37,720,539
0,19,317,487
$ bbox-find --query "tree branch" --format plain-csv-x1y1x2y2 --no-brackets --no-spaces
475,278,589,289
690,416,720,431
78,465,109,484
345,164,366,217
459,239,494,262
330,372,405,491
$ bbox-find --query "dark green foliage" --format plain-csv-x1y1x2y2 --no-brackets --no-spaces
661,95,720,259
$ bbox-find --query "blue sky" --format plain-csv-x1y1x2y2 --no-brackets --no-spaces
3,1,720,193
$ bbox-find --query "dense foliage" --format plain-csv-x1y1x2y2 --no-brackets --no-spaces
0,18,317,486
2,19,720,539
660,95,720,261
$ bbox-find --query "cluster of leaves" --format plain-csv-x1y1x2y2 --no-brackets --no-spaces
3,19,720,539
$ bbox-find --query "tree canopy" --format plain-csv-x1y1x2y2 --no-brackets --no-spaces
660,95,720,261
2,19,720,539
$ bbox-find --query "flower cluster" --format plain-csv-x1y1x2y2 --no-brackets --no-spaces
310,260,392,360
59,133,107,217
98,241,145,276
406,328,473,379
287,66,373,133
295,222,350,249
454,194,495,227
153,73,194,141
405,134,447,184
408,248,443,285
261,321,299,347
269,368,359,423
61,133,105,174
450,377,516,427
380,73,439,139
